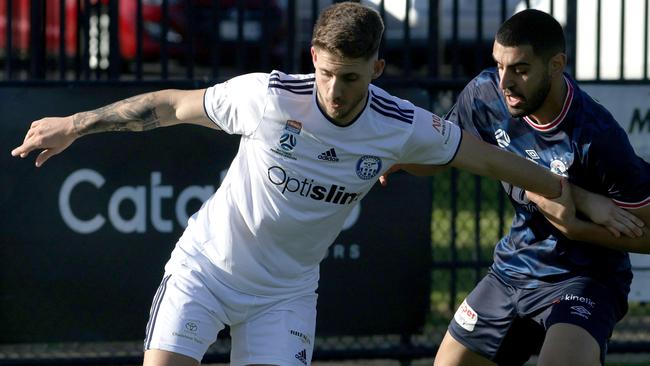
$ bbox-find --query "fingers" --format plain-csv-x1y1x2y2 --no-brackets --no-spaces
379,175,388,187
605,226,622,238
12,122,39,158
525,190,543,204
11,142,34,158
12,133,42,158
613,213,643,237
35,148,57,167
379,164,402,187
619,208,645,228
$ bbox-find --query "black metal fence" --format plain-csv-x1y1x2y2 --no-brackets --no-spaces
1,0,650,365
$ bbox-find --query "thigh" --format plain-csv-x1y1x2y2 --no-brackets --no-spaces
537,323,600,366
535,277,627,365
143,272,226,363
447,272,518,362
230,293,318,366
433,331,497,366
143,348,199,366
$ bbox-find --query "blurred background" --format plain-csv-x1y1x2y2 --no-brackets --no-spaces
1,0,650,365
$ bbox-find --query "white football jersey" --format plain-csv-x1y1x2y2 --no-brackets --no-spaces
175,71,461,296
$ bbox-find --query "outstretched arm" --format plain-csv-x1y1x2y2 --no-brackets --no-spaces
527,180,650,253
449,130,562,198
11,89,213,167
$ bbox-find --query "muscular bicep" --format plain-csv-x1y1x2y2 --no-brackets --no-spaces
167,89,219,130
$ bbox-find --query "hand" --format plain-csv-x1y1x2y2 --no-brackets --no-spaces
11,116,77,167
527,179,645,238
379,164,403,187
526,178,578,236
571,185,644,238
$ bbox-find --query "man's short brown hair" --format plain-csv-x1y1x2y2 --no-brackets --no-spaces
311,2,384,59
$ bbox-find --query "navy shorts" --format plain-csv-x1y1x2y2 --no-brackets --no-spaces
448,270,628,366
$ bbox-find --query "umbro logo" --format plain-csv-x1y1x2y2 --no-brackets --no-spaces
318,148,339,162
570,305,591,319
295,349,308,365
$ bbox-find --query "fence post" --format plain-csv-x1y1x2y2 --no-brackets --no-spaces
565,0,578,77
29,0,46,79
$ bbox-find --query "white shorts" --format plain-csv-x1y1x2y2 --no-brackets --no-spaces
143,250,318,365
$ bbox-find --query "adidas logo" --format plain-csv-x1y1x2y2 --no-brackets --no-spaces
318,148,339,162
295,349,307,365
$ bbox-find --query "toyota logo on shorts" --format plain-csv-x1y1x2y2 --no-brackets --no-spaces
185,321,198,332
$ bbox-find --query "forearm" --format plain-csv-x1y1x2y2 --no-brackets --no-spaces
564,219,650,253
571,184,595,215
451,131,561,198
399,164,449,176
486,148,561,198
72,90,180,136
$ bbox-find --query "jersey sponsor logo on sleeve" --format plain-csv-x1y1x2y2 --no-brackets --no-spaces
454,299,478,332
267,166,363,205
432,114,452,144
356,155,382,180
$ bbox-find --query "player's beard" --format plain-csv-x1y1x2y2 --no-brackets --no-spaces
319,92,366,124
506,72,552,118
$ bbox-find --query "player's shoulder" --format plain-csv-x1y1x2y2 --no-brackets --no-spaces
571,79,620,133
267,70,315,97
367,84,418,127
457,68,502,106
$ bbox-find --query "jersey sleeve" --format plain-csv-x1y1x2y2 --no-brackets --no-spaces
203,73,269,136
399,106,462,165
588,125,650,208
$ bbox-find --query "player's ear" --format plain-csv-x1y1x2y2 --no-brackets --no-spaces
311,47,318,67
548,52,566,77
372,58,385,79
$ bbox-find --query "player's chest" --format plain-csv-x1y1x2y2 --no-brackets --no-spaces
251,115,395,188
490,122,575,177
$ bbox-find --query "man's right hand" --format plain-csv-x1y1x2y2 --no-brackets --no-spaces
11,115,77,167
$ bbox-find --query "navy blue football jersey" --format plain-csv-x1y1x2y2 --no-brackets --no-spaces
446,68,650,291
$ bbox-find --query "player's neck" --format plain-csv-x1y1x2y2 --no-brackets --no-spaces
528,76,568,125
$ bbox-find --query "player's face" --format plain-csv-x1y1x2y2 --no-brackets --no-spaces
311,47,385,125
493,41,552,118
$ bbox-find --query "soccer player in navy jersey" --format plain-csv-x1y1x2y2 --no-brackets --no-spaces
427,9,650,366
10,3,644,366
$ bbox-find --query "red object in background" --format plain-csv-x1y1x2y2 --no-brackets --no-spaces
0,0,149,59
1,0,284,65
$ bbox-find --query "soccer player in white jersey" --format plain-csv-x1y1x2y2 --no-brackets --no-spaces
10,2,639,366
